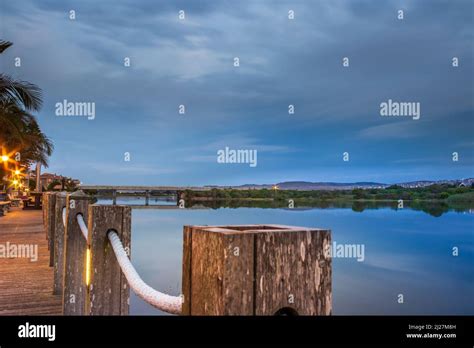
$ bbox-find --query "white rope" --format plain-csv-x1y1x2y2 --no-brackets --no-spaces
62,207,66,227
76,214,89,241
107,230,182,314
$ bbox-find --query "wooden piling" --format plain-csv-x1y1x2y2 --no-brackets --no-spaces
87,205,131,315
45,193,56,267
62,191,95,315
42,193,48,239
46,192,56,267
53,192,67,295
182,224,332,315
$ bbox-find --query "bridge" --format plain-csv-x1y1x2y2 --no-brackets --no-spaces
79,185,214,192
79,185,217,205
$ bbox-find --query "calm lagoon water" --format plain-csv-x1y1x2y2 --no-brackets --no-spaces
100,198,474,315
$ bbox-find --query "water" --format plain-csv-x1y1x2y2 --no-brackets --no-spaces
100,197,474,315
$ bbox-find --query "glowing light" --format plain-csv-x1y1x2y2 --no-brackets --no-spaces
14,170,20,175
86,248,91,286
12,180,18,185
1,155,9,162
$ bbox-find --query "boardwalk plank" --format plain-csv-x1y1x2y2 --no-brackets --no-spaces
0,208,62,315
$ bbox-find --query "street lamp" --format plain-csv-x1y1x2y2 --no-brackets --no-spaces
272,184,279,200
1,153,10,192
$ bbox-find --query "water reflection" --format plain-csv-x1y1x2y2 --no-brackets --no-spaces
190,199,473,217
116,202,474,316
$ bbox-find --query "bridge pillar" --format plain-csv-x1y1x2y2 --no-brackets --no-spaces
177,191,185,206
145,190,150,206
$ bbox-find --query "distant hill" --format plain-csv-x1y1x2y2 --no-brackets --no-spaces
274,181,387,190
205,178,474,191
226,181,387,190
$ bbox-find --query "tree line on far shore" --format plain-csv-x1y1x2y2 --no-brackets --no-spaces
183,184,474,203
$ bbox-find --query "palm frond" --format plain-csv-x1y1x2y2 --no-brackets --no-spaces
0,41,13,54
0,74,42,111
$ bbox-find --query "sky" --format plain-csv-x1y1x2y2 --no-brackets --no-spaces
1,0,473,186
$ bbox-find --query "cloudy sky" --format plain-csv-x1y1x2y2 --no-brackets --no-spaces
1,0,473,185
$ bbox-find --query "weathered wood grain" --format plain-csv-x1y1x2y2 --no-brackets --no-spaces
181,226,192,315
62,192,94,315
42,193,48,239
182,224,331,316
254,228,331,315
45,193,56,267
87,205,131,315
187,227,224,315
221,232,254,315
53,192,67,295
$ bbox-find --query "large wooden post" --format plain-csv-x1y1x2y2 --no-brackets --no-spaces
182,224,332,315
42,193,47,238
42,193,50,240
62,191,95,315
87,205,131,315
44,192,56,267
42,192,56,267
53,192,67,295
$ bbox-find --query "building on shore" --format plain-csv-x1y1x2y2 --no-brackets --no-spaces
28,172,81,191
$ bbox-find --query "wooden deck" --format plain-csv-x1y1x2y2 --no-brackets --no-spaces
0,207,62,315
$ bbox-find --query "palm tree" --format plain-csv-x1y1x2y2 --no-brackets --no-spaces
0,40,52,192
0,100,36,146
20,120,54,168
0,41,42,111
